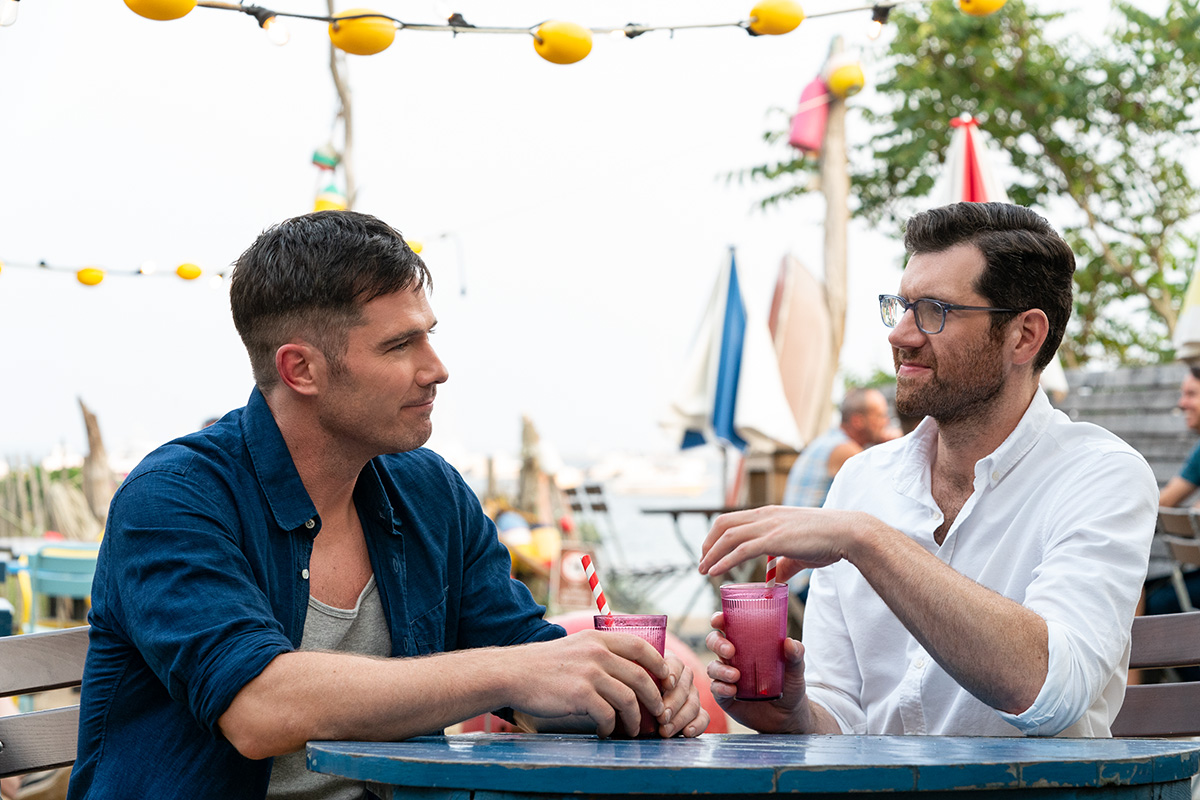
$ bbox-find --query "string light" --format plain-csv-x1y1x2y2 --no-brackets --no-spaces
0,258,229,288
0,0,20,27
867,4,893,40
112,0,1005,64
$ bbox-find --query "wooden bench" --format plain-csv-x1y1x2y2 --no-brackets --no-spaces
1112,611,1200,736
0,626,88,779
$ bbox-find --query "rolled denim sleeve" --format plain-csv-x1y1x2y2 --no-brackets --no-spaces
100,459,294,738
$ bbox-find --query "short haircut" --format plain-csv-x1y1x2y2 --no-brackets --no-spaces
903,202,1075,372
229,210,431,390
840,387,878,420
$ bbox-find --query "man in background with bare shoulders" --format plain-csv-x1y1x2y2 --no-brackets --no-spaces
700,202,1156,738
69,211,707,799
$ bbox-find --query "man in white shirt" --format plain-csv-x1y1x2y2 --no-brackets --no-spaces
699,202,1157,737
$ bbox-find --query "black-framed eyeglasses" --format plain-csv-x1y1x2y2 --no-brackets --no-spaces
878,294,1022,335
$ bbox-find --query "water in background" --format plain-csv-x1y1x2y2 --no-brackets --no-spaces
600,485,723,625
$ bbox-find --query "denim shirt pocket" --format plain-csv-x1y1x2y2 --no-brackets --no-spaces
409,588,448,655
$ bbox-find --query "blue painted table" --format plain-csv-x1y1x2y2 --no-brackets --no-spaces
306,733,1200,800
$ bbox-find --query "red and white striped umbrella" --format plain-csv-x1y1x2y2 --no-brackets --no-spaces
933,114,1069,396
936,114,1011,204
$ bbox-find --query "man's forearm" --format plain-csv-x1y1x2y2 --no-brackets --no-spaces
847,516,1049,715
219,647,515,759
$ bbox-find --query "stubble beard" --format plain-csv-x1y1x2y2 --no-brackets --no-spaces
893,336,1007,425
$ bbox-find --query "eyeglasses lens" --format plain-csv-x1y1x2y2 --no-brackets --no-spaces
914,301,944,334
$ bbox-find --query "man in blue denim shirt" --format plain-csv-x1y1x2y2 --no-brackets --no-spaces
68,211,707,799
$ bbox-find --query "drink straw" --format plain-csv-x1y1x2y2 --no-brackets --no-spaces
765,555,778,589
581,554,611,616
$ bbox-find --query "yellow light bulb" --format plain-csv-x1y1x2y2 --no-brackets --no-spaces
76,267,105,286
329,9,396,55
533,21,593,65
958,0,1007,16
826,54,865,98
123,0,197,21
748,0,805,36
176,263,202,280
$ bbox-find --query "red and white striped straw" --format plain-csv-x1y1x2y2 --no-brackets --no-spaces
581,554,611,616
765,555,778,589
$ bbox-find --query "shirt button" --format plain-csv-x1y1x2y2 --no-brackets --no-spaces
914,657,926,668
301,569,310,580
304,518,316,529
991,471,1000,481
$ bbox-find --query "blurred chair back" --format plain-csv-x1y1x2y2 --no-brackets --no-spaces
27,542,100,633
1156,508,1200,613
0,625,89,778
1112,611,1200,736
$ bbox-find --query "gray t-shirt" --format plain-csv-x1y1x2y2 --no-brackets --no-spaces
267,577,391,800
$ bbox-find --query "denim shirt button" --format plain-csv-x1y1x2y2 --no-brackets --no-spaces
304,518,316,530
301,569,310,580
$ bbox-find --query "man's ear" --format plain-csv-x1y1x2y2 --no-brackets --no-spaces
1010,309,1050,368
275,342,323,396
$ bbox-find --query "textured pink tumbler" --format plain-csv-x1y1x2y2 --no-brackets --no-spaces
593,614,667,735
720,583,788,701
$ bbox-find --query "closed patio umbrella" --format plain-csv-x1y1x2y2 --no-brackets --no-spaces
663,248,801,494
933,114,1068,397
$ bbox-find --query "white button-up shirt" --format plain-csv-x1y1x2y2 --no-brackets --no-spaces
805,390,1157,737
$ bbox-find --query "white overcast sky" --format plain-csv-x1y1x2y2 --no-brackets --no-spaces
0,0,1119,469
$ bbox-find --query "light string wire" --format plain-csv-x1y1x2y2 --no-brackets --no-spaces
194,1,926,40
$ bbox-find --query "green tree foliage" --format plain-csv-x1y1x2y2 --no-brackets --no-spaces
746,0,1200,367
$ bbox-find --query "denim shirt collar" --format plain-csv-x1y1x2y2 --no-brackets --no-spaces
240,387,319,534
239,387,400,537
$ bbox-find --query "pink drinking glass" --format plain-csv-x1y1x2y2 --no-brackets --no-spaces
720,583,788,701
593,614,667,736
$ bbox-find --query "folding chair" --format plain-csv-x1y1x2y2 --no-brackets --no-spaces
0,626,89,779
1111,611,1200,736
1156,507,1200,613
26,543,100,634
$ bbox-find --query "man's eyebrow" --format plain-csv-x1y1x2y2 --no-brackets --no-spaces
378,320,437,349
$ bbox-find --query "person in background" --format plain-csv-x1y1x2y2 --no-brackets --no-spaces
1158,366,1200,509
700,202,1156,738
781,387,898,603
782,388,898,510
1141,366,1200,629
69,211,707,799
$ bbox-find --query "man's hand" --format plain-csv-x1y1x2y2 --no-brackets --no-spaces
698,506,867,580
497,630,669,738
656,650,710,738
705,611,837,734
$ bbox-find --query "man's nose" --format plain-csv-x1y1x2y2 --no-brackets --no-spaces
420,346,449,386
888,308,926,348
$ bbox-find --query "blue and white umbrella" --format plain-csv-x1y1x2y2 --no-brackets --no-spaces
665,248,801,455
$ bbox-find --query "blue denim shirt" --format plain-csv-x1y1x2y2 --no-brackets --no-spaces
68,388,563,799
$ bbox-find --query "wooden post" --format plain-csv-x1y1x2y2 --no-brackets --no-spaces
819,36,850,438
79,398,114,527
327,0,356,209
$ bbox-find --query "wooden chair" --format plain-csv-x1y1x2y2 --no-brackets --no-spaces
1156,507,1200,613
1111,611,1200,736
0,626,88,779
26,544,99,633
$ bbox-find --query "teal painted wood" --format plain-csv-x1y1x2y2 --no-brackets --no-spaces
307,734,1200,799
